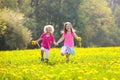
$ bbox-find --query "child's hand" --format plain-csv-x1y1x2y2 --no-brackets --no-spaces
53,42,58,46
77,37,81,42
56,43,59,46
56,42,59,46
55,43,58,46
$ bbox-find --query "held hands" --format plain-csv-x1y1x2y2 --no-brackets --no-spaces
56,42,59,46
54,42,59,46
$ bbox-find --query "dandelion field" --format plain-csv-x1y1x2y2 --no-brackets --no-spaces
0,47,120,80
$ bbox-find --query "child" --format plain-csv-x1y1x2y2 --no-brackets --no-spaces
36,25,57,63
57,22,79,62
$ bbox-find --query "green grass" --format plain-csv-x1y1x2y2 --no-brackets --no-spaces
0,47,120,80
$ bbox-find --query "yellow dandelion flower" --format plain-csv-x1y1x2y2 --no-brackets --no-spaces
103,77,108,80
93,78,97,80
111,78,116,80
60,71,65,75
31,40,37,45
77,37,81,41
107,69,112,73
23,69,28,74
78,77,83,80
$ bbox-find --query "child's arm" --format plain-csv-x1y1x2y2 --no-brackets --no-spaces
57,34,64,45
74,32,78,39
74,32,81,41
36,37,42,42
36,33,44,42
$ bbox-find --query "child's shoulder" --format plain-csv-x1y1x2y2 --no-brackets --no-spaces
42,33,46,35
41,33,46,37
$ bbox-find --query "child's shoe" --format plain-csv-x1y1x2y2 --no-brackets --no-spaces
40,58,44,62
45,59,49,63
66,58,70,63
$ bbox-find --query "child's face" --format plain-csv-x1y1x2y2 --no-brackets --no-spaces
46,27,52,33
65,24,72,31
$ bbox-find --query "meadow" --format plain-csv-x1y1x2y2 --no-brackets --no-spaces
0,47,120,80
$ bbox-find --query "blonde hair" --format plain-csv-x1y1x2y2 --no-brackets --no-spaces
62,22,75,34
44,25,54,33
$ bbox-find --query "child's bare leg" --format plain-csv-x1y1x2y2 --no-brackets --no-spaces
41,50,44,58
66,53,69,59
40,50,44,62
66,53,70,62
61,53,64,56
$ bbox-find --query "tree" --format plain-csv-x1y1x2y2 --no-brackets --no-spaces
0,9,32,50
107,0,120,12
78,0,120,47
115,6,120,28
0,0,17,10
0,20,7,36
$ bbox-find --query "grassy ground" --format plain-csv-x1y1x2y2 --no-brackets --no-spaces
0,47,120,80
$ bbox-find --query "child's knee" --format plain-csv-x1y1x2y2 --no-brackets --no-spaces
41,50,44,52
61,53,64,56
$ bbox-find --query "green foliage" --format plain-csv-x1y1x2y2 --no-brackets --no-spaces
0,9,32,50
31,0,82,46
0,0,17,10
78,0,120,47
0,19,7,35
114,5,120,28
0,0,120,49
